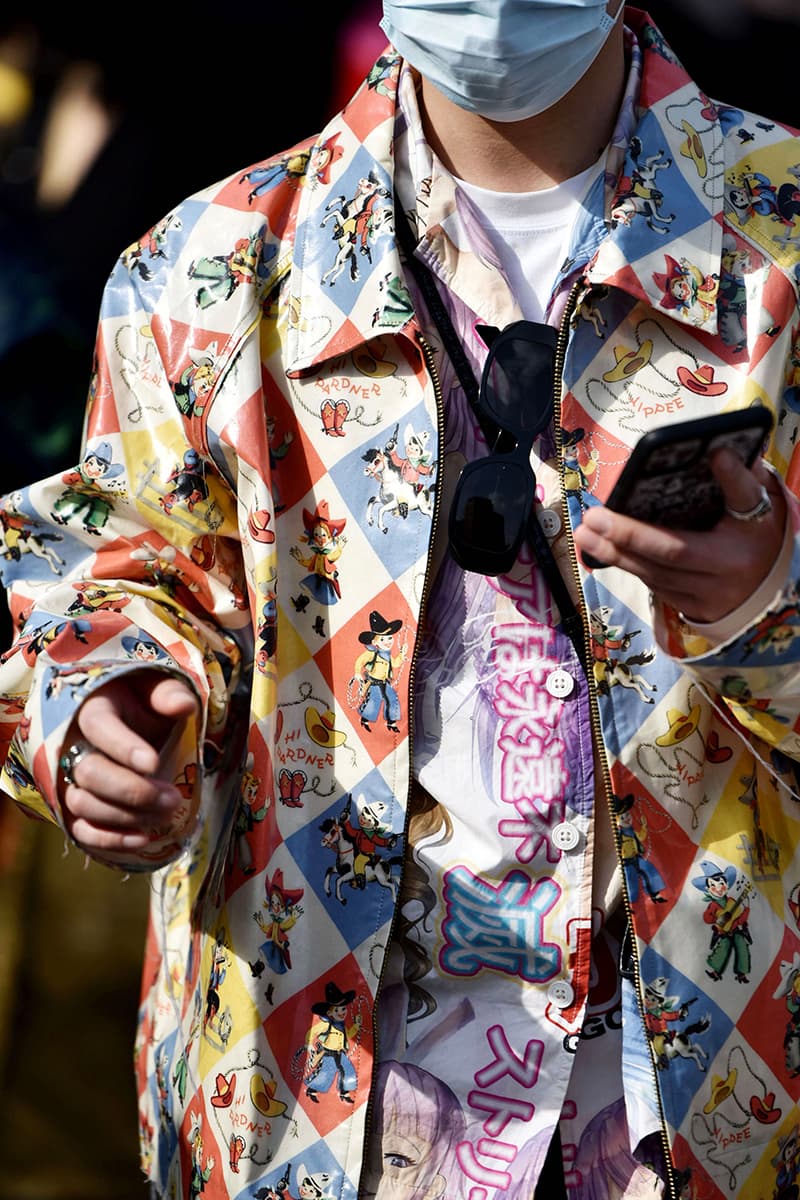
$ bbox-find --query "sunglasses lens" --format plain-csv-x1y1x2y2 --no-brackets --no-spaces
449,458,533,575
483,329,556,436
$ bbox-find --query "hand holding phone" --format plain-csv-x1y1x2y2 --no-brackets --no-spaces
598,407,774,532
573,406,785,621
578,407,774,572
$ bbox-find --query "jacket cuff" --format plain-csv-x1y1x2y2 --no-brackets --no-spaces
672,509,793,648
2,660,203,873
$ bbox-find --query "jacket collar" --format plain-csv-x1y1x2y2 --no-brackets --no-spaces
587,7,725,335
284,50,413,374
284,9,727,373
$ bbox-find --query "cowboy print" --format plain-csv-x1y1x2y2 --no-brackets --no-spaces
352,609,408,733
51,441,125,534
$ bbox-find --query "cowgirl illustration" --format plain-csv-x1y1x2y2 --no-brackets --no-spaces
187,1113,215,1199
173,343,218,416
291,501,347,605
613,794,667,904
252,869,304,975
204,928,231,1033
385,422,435,489
653,254,719,325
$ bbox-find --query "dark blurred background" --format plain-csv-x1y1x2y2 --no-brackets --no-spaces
0,2,797,1195
0,4,386,1194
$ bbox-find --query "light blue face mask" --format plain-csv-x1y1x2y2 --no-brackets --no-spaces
380,0,623,121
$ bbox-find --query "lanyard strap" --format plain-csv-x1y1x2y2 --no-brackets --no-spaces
395,208,588,675
395,207,480,408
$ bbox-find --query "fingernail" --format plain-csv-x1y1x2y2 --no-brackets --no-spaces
157,787,182,808
132,747,156,772
121,832,150,849
586,509,611,535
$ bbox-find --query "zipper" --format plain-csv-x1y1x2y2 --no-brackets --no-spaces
357,327,446,1199
405,329,447,702
359,296,678,1197
555,280,678,1200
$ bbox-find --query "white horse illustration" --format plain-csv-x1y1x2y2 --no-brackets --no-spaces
319,813,399,904
0,494,65,575
362,445,434,533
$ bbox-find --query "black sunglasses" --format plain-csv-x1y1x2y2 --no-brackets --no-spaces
448,319,558,576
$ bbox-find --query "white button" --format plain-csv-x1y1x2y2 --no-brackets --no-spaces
545,669,574,698
552,822,580,852
539,509,562,538
547,980,575,1008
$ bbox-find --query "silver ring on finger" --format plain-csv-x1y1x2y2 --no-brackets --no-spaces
725,484,773,522
59,738,98,786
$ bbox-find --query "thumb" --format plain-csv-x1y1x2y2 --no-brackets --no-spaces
710,447,769,517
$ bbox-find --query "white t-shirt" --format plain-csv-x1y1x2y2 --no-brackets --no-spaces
456,157,605,323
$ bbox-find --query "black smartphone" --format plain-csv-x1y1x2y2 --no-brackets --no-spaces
581,407,774,567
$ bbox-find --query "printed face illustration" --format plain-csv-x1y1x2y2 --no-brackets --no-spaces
298,1178,324,1200
132,640,159,661
310,146,331,174
193,365,214,397
376,1127,447,1200
362,1062,466,1200
360,808,380,832
763,626,794,652
312,523,332,548
83,454,107,478
364,1114,452,1200
670,276,691,303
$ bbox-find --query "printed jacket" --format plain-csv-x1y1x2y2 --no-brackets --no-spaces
2,9,800,1199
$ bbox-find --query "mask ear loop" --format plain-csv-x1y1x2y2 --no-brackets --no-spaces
599,3,624,35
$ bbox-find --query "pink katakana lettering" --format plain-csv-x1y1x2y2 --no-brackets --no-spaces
489,624,553,676
494,562,551,624
457,1139,514,1189
469,1090,535,1136
475,1025,544,1089
477,1138,517,1163
494,676,561,732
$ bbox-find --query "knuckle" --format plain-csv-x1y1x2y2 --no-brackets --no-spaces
657,537,685,566
69,819,115,852
77,696,110,734
131,778,166,810
63,786,92,820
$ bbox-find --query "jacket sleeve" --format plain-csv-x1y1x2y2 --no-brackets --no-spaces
0,195,263,871
652,487,800,765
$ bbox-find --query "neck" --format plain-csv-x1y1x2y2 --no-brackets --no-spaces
418,21,626,192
